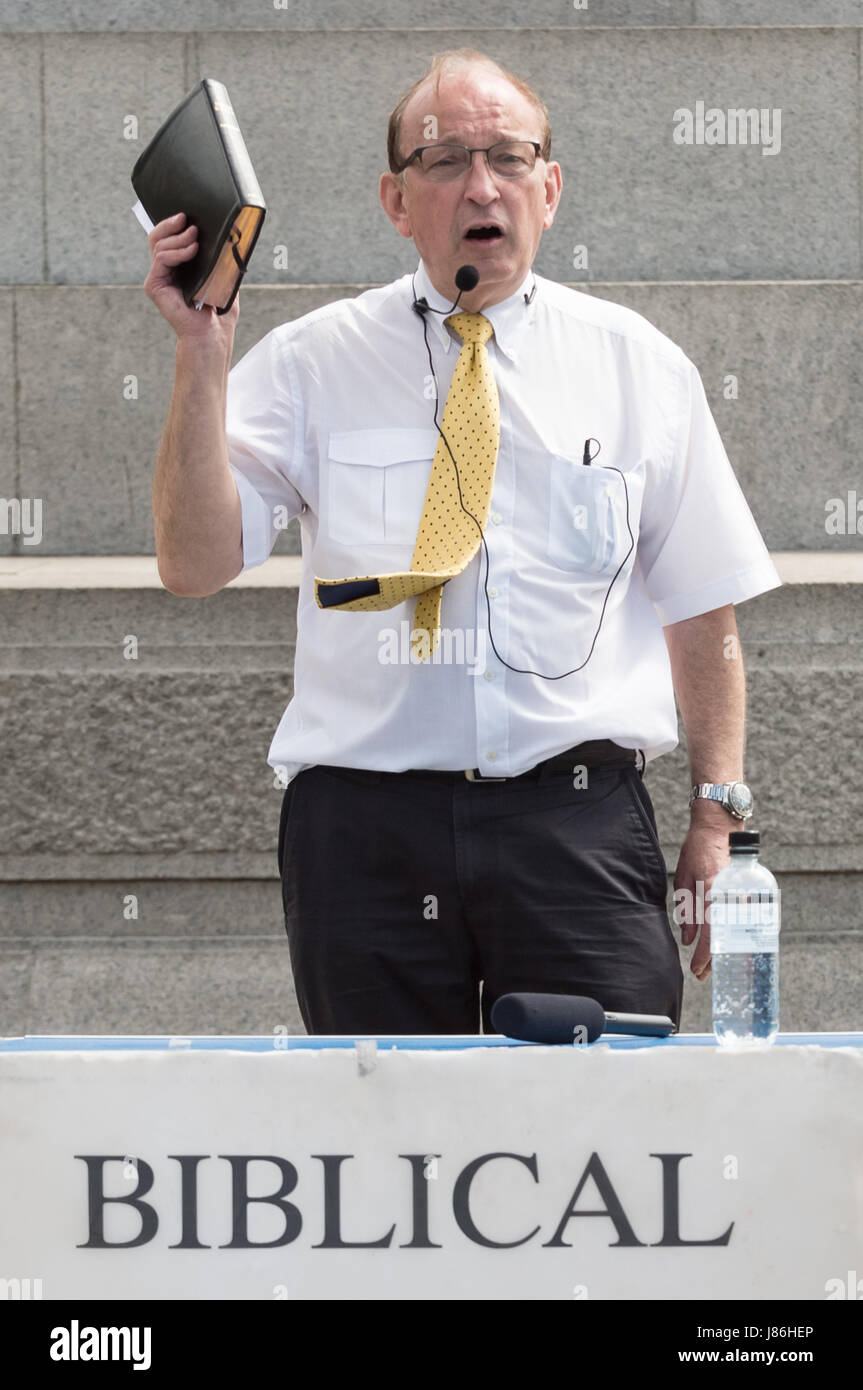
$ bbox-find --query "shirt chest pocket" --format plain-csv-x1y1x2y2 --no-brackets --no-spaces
326,428,439,547
547,455,635,577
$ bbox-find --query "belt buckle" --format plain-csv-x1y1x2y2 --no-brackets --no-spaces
464,768,508,782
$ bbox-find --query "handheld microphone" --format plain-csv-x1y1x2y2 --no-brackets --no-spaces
490,992,676,1044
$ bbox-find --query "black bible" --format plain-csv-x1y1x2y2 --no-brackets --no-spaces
131,78,266,314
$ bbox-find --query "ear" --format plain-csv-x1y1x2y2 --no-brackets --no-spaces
541,161,563,231
379,171,413,240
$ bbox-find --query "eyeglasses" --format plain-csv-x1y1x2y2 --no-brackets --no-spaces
396,140,542,182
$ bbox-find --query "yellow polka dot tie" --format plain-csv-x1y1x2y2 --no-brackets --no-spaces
314,312,500,660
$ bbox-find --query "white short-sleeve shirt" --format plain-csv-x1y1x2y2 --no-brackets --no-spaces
225,260,781,781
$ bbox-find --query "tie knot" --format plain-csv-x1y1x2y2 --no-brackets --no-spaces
445,311,494,348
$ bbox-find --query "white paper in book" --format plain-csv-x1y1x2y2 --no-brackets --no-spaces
131,199,154,233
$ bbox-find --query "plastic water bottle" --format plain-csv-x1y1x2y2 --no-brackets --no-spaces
709,830,781,1047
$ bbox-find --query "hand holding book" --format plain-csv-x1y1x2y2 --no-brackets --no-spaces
144,211,240,341
132,79,266,316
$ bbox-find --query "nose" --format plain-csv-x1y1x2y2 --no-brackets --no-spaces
461,150,500,201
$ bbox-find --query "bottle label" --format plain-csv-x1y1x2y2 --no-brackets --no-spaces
710,895,780,953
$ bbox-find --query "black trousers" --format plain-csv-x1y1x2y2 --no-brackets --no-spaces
277,752,683,1035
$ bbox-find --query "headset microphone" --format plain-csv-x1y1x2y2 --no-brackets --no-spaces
413,264,479,317
454,263,479,294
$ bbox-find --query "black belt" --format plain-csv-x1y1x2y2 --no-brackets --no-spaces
315,741,640,785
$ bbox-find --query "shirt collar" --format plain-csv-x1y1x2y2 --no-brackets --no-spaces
410,259,538,363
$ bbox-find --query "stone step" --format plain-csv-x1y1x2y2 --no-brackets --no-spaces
0,557,861,882
0,929,858,1037
2,2,860,34
0,24,858,285
2,282,860,556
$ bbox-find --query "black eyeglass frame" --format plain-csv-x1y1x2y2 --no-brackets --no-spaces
395,140,544,178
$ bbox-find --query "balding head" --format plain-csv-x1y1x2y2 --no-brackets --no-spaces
387,49,552,176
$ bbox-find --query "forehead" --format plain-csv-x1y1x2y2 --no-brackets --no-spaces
400,66,539,145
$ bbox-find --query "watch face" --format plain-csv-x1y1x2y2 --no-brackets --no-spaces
729,783,753,816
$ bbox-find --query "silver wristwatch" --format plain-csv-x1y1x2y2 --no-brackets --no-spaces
689,782,754,821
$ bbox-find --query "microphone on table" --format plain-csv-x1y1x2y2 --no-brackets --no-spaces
412,263,480,317
490,992,677,1044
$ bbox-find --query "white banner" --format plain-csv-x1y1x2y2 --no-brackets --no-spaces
1,1041,861,1301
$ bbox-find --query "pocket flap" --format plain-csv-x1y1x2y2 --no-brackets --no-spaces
327,428,439,467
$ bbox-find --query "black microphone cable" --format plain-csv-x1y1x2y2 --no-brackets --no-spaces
410,268,635,681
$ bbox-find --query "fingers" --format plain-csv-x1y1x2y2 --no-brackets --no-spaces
148,211,189,248
144,215,202,319
148,213,198,270
690,945,712,981
683,915,712,979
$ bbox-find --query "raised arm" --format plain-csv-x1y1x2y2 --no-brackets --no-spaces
145,211,244,596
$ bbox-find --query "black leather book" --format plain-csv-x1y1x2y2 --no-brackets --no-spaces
131,78,266,314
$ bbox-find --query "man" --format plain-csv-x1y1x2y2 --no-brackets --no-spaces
146,50,780,1036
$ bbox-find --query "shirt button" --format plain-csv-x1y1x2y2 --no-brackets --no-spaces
491,512,502,525
483,669,495,681
487,751,499,762
488,586,498,598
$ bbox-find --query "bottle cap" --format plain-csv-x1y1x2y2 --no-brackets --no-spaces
729,829,759,851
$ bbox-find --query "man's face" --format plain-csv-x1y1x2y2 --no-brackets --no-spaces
380,67,562,311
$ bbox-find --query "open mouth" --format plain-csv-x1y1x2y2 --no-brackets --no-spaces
464,225,504,243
